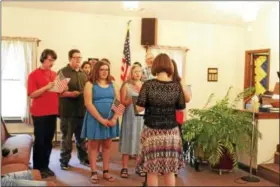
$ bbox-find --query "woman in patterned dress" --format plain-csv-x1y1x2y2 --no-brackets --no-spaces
136,53,186,186
119,63,144,178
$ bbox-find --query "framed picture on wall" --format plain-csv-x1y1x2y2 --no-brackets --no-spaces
207,68,218,82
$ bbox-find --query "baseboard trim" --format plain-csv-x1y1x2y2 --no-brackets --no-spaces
238,162,257,175
2,117,23,123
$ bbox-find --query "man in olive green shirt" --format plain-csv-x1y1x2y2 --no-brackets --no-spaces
58,49,89,170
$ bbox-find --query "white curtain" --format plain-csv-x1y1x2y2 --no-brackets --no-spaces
22,41,37,125
1,40,37,124
1,42,11,74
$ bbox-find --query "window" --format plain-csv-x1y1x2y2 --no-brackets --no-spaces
1,41,33,120
150,47,187,79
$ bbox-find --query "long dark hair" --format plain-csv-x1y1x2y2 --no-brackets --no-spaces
171,59,181,82
89,61,112,84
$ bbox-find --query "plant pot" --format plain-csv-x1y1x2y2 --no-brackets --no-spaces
212,147,234,172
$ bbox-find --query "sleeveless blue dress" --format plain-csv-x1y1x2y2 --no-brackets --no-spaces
81,83,119,140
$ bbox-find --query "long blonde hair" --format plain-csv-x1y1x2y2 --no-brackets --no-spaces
128,64,142,81
120,64,142,90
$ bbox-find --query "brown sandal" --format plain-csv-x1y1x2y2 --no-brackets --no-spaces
90,171,99,184
135,167,146,177
103,170,115,182
120,168,129,178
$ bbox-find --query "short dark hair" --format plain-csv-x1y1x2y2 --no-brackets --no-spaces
68,49,80,60
88,58,99,62
81,61,91,69
40,49,57,63
151,53,173,76
100,58,111,65
133,62,142,67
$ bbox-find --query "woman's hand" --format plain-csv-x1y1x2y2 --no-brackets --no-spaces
100,118,109,127
46,82,55,90
126,98,133,106
107,118,117,127
137,106,145,112
64,86,69,92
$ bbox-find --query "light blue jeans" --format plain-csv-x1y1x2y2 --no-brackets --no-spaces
1,170,48,186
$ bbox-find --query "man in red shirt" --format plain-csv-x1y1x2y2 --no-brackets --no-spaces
27,49,66,178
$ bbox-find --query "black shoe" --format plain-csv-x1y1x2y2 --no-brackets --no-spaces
44,168,55,177
60,162,70,170
80,159,90,167
40,170,49,179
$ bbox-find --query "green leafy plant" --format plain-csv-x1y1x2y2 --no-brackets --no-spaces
182,86,262,167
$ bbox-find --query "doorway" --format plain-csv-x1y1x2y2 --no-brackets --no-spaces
244,49,270,100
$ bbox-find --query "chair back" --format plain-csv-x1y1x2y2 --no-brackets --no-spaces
1,117,11,145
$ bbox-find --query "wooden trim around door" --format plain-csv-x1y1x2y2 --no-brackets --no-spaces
243,49,271,103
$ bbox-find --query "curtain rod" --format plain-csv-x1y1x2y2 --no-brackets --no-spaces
148,45,189,52
2,36,41,43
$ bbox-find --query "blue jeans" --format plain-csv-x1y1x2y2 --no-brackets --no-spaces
1,170,48,186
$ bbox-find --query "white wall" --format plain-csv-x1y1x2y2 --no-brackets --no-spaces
238,118,279,168
237,3,279,168
245,3,279,91
2,6,247,112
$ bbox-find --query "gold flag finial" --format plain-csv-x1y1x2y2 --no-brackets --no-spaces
127,20,132,30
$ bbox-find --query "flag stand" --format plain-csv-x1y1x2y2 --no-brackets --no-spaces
241,95,260,183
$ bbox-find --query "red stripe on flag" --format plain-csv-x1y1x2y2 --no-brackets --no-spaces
120,22,131,82
112,103,125,115
121,59,129,82
56,79,68,93
131,84,141,93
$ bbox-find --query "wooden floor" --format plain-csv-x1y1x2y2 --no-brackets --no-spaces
42,142,277,186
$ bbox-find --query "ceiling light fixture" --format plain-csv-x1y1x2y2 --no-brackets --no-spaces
123,1,140,11
214,2,265,23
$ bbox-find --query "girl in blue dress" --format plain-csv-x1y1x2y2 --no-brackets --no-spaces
81,60,120,184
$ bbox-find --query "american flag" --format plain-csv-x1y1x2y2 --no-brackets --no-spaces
120,21,131,82
57,71,69,93
56,78,69,93
130,84,141,93
50,71,69,93
111,99,125,115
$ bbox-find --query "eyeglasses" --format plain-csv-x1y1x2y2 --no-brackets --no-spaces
72,57,82,60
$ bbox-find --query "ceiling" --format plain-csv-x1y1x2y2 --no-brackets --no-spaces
2,1,274,26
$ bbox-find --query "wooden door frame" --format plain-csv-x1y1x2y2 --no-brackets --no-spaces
244,49,270,102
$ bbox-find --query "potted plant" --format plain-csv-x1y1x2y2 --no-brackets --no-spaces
182,87,262,174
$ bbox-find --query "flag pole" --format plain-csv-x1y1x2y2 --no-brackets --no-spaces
107,98,116,119
127,20,132,30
